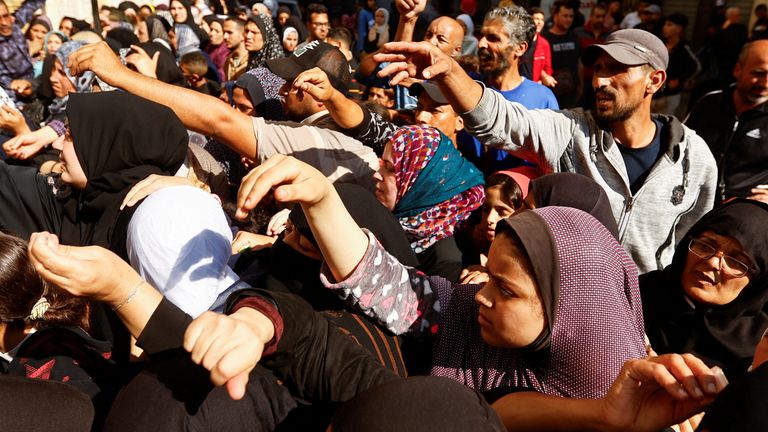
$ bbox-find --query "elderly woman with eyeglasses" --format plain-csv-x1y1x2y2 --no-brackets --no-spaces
640,198,768,380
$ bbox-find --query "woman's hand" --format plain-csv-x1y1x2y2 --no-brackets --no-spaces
599,353,727,431
0,105,30,135
266,208,291,236
28,232,139,304
231,231,276,254
183,308,275,400
3,126,58,160
459,264,489,284
121,174,195,209
125,44,160,79
236,154,332,220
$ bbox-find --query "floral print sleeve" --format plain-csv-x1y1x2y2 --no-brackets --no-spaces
320,230,452,336
345,108,397,156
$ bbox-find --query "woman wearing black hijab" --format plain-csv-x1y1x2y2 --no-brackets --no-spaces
526,172,620,239
640,199,768,379
0,91,187,256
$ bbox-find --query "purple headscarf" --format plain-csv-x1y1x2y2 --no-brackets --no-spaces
432,206,646,397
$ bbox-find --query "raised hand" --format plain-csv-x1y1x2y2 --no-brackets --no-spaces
125,44,160,79
0,105,29,135
68,41,128,86
600,353,727,432
28,232,140,305
395,0,427,20
292,67,336,103
235,154,332,220
120,174,195,209
373,41,455,85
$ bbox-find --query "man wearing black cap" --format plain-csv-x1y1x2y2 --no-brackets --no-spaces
67,41,379,192
372,29,717,273
265,40,351,124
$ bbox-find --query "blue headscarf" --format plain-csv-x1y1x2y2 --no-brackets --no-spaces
393,127,484,218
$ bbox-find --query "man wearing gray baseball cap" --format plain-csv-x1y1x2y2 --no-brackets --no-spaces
372,28,717,274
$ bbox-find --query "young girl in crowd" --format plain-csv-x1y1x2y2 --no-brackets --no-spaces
459,167,537,284
25,17,50,64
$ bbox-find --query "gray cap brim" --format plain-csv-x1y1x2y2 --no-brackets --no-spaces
582,43,651,68
409,81,449,105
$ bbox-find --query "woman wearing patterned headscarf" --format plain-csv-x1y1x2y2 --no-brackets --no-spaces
245,14,285,70
375,125,484,280
203,67,285,183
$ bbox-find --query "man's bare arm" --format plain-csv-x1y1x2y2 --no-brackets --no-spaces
68,42,257,158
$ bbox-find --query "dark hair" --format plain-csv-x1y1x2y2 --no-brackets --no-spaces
665,12,688,29
0,232,89,330
456,54,479,74
552,0,575,15
203,14,223,28
328,26,353,48
225,16,246,31
307,3,329,20
529,7,546,16
486,172,525,210
25,17,51,40
179,50,208,75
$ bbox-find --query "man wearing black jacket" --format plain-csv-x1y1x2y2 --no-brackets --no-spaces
686,40,768,203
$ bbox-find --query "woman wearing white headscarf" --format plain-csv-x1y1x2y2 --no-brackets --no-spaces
365,8,389,52
282,26,299,54
126,185,238,317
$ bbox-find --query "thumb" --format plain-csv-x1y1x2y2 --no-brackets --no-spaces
225,371,250,400
151,51,160,68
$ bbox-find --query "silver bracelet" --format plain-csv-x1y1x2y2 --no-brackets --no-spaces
112,280,143,311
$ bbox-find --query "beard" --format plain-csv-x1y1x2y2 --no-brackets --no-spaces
478,47,513,78
593,88,641,123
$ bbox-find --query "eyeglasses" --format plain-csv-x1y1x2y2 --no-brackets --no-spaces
311,22,329,28
688,238,752,277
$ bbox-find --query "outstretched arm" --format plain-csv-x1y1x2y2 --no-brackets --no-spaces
492,354,728,432
373,41,483,113
27,231,275,401
68,42,257,159
236,154,368,281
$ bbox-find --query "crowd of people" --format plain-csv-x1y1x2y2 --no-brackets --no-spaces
0,0,767,430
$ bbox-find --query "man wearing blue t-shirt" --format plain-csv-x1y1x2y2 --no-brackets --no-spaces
458,5,558,175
